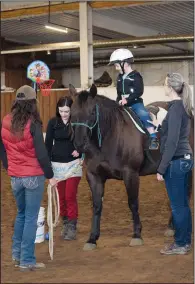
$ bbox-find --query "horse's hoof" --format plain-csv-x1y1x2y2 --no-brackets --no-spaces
129,238,144,246
164,228,174,237
83,243,97,251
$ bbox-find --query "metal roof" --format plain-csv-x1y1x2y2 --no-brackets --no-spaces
95,1,194,36
1,11,131,44
1,1,194,57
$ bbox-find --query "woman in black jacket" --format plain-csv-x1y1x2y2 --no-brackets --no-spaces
156,73,193,255
45,96,82,241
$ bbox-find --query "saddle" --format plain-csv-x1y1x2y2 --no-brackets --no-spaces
123,106,147,134
124,105,167,135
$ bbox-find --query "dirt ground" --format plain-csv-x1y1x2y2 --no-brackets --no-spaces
1,169,194,283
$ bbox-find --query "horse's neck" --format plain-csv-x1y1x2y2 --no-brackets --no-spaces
92,99,134,151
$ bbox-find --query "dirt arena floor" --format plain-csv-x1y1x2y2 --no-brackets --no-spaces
1,169,194,283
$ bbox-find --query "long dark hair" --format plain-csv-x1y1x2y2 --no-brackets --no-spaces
11,99,42,137
56,96,73,118
56,96,74,139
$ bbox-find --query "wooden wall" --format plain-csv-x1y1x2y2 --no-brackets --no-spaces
5,70,29,89
1,89,70,132
4,69,63,90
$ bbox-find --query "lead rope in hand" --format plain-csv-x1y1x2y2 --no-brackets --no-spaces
47,157,85,260
47,183,60,261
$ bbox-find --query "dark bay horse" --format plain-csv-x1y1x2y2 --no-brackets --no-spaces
69,84,194,250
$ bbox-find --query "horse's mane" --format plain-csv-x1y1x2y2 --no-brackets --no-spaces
78,91,129,127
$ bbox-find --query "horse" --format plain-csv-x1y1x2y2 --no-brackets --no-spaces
69,84,193,251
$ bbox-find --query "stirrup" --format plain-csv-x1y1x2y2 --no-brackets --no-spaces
149,138,159,150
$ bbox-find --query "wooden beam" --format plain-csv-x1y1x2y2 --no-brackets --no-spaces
1,1,153,20
1,3,79,19
90,1,150,9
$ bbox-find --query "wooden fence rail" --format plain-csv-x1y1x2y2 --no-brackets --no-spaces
1,90,69,132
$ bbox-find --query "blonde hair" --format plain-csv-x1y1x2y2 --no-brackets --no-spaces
167,73,193,117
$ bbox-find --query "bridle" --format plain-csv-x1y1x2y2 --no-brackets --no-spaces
71,104,102,148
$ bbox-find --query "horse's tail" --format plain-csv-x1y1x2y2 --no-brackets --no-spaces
144,149,158,165
139,148,160,176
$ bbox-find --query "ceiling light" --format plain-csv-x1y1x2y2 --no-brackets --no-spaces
133,45,138,49
47,50,51,55
45,24,68,33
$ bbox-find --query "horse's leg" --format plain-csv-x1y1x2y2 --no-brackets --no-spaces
83,171,105,251
164,169,193,237
124,169,143,246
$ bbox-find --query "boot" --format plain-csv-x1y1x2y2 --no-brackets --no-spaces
94,71,112,87
149,137,159,150
64,219,77,241
61,216,68,237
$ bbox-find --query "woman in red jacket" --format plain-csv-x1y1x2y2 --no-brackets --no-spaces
1,85,56,272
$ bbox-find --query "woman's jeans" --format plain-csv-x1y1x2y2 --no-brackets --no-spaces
11,175,45,266
164,157,193,246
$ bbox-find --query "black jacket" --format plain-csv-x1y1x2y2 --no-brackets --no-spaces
116,70,144,106
157,100,193,175
45,117,81,163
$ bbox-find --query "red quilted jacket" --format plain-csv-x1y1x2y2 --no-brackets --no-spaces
1,114,44,177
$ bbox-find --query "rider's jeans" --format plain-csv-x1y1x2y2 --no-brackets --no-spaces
130,102,153,129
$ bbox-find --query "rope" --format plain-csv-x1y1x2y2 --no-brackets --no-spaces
47,183,59,261
46,157,84,260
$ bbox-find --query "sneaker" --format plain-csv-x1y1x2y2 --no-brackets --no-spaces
12,258,20,267
185,244,192,252
149,137,159,150
19,262,46,272
160,243,188,255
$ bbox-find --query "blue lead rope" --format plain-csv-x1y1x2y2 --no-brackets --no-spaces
81,153,85,160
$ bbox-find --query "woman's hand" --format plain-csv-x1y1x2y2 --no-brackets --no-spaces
147,113,159,128
157,173,164,181
79,158,84,166
72,150,80,157
49,178,57,187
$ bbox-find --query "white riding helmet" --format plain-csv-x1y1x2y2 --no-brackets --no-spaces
108,48,134,65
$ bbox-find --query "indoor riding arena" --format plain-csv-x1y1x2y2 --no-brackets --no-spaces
1,1,194,283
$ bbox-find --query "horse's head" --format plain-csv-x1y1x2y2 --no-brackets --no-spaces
69,83,98,152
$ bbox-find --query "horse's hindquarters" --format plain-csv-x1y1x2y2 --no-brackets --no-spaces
139,149,161,176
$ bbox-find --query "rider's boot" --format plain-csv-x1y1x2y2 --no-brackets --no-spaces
149,136,159,150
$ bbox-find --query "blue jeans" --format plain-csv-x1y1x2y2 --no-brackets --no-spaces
130,102,153,129
164,158,193,246
11,175,45,266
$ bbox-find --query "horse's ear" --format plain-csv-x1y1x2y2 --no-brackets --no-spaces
69,84,77,97
89,84,97,98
